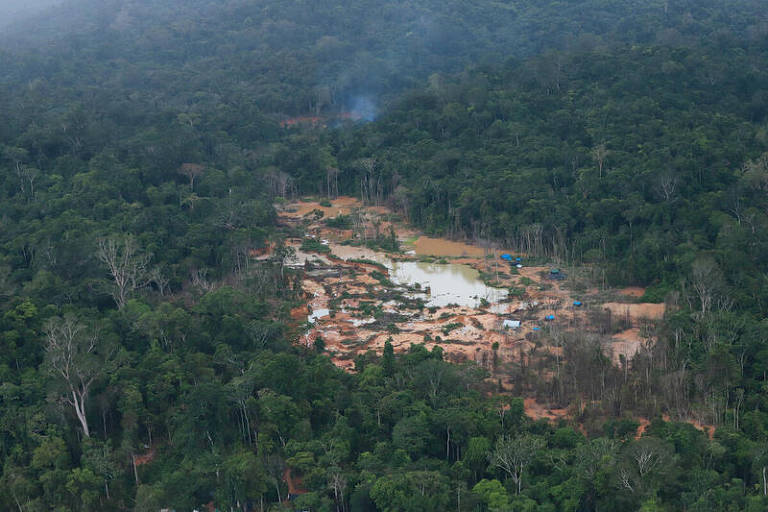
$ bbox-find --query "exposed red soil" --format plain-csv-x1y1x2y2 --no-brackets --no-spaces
133,448,155,467
609,328,651,365
280,116,323,127
619,286,646,297
603,302,665,321
278,197,668,371
279,111,364,128
248,241,275,257
635,414,715,440
412,236,489,258
278,196,360,219
635,417,651,439
524,398,570,422
275,197,700,435
283,468,308,495
290,306,308,321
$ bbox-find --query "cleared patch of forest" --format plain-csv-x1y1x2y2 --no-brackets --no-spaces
277,197,719,438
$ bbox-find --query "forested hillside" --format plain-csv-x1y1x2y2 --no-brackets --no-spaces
2,0,768,510
2,0,767,115
326,42,768,290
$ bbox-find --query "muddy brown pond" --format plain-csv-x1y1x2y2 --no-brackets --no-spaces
329,243,508,308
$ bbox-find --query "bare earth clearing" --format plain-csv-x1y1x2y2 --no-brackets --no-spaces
275,197,711,436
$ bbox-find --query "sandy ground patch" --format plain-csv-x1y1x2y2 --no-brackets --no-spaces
619,287,646,297
274,197,720,442
278,196,361,218
328,244,390,263
524,398,569,421
635,415,714,440
603,302,665,321
608,328,646,365
412,236,489,258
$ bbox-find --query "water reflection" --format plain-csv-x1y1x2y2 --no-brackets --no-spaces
329,243,507,308
390,261,507,308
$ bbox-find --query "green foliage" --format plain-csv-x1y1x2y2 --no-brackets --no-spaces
473,478,510,511
326,214,352,229
334,43,768,298
604,418,642,440
382,339,395,377
364,232,401,253
348,258,387,269
441,322,464,336
300,238,332,254
640,282,673,303
392,414,430,457
370,471,451,512
1,1,768,511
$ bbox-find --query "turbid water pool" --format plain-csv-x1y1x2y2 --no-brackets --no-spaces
329,243,507,308
390,260,507,308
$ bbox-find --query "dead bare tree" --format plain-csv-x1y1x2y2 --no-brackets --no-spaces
521,224,544,257
592,143,608,179
97,236,150,309
191,268,216,294
44,315,110,438
392,185,411,222
350,208,368,241
0,265,14,301
357,158,380,205
328,468,347,512
178,163,205,191
3,146,35,200
326,166,340,199
742,152,768,192
147,267,169,296
754,444,768,497
690,257,723,315
16,166,38,202
618,438,671,497
489,434,545,495
266,169,294,199
658,173,678,202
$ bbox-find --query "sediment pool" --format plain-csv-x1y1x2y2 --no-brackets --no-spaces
329,243,507,308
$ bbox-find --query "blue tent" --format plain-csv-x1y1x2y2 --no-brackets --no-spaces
573,301,582,307
532,326,541,331
501,254,512,261
515,257,522,262
545,314,555,321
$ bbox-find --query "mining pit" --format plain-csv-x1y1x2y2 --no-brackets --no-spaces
276,197,666,382
271,197,722,437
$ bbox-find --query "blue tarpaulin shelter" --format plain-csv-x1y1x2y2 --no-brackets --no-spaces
501,254,512,261
548,268,566,280
545,314,555,321
573,301,582,307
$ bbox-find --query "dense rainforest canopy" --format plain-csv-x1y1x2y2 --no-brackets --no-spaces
2,0,768,510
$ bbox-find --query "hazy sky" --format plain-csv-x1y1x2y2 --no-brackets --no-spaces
0,0,64,29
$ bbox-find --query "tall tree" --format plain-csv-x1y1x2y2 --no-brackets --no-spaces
489,434,544,495
44,315,111,438
754,443,768,498
97,236,150,309
178,163,205,191
382,339,395,378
